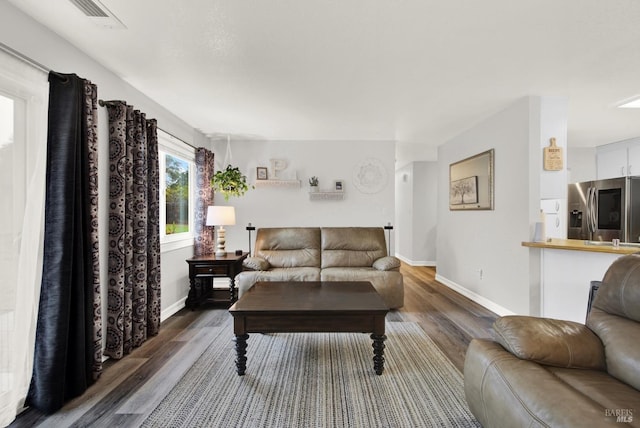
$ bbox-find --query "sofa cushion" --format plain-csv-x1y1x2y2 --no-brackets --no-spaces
236,267,321,297
321,227,387,268
254,227,321,268
588,308,640,391
493,316,606,370
320,267,403,309
243,256,270,271
594,253,640,322
373,256,401,271
547,366,640,416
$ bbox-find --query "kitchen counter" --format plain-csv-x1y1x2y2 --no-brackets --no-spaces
522,238,640,255
523,238,638,323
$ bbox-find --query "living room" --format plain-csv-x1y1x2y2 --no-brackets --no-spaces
2,1,640,427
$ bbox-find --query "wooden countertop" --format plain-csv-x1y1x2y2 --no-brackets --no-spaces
522,238,640,254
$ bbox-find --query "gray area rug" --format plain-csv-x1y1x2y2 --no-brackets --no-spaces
142,321,479,428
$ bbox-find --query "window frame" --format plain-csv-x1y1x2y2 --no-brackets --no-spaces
158,129,195,252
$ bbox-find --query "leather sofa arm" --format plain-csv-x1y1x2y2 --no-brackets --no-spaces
492,316,606,370
242,256,271,271
373,256,401,271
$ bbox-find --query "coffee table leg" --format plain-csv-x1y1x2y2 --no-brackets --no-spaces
234,334,249,375
371,333,386,375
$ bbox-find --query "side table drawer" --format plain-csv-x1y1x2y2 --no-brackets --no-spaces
194,264,228,276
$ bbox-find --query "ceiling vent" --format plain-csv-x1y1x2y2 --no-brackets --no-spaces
69,0,127,29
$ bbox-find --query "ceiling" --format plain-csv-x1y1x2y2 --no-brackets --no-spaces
9,0,640,148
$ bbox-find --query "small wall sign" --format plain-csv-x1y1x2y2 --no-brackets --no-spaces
543,138,563,171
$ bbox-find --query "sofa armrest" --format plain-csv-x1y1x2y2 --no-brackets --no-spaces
373,256,401,271
242,256,271,271
492,316,606,370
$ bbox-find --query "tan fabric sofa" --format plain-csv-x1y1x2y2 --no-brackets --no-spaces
464,254,640,427
235,227,404,308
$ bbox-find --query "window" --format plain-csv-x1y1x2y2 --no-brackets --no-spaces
158,130,195,250
164,153,190,235
0,93,17,394
0,50,48,425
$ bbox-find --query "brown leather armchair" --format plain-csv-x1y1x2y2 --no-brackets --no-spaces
464,254,640,427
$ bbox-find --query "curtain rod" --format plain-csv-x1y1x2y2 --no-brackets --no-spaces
159,128,199,150
0,43,69,81
0,42,49,73
1,43,202,151
98,99,200,150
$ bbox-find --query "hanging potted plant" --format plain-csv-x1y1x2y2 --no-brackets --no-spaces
212,165,252,201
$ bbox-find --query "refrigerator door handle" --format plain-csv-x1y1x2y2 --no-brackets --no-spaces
586,187,593,233
589,187,598,233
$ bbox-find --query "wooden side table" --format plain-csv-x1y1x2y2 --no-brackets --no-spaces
185,252,248,309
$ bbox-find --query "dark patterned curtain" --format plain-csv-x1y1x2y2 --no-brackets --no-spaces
104,101,161,359
26,73,101,414
194,147,215,255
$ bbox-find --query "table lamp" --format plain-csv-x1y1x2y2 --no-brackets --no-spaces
206,206,236,257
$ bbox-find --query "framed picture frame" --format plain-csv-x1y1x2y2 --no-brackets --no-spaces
256,167,268,180
450,176,478,205
334,180,344,192
449,149,494,210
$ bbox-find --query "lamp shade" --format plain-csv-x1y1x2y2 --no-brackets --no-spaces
206,206,236,226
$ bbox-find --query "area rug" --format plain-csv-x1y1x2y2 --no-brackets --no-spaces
142,321,479,428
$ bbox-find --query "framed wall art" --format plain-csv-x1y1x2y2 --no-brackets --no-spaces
449,149,494,210
256,167,268,180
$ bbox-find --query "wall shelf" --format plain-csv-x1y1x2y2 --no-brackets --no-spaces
309,191,344,201
254,179,301,188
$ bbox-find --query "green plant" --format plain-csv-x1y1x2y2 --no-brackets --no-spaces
309,176,319,186
212,165,252,201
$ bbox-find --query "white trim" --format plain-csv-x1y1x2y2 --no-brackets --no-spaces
435,274,516,317
395,253,436,267
158,129,195,160
161,238,194,253
161,296,188,322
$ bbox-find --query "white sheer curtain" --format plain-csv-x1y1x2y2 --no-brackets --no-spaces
0,49,48,426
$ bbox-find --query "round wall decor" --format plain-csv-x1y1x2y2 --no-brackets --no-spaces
352,158,388,194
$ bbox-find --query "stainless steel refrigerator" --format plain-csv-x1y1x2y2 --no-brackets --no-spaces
568,177,640,242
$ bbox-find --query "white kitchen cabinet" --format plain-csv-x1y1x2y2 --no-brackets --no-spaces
596,138,640,179
627,144,640,176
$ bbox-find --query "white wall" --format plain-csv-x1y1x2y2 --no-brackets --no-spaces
436,96,568,316
536,97,569,201
0,3,209,320
396,142,438,168
395,164,414,261
395,161,437,265
210,140,396,254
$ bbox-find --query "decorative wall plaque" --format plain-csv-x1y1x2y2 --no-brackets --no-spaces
543,138,563,171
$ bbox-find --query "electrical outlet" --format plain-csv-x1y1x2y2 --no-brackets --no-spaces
478,268,483,280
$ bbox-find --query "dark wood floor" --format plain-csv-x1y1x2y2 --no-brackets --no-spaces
10,264,498,427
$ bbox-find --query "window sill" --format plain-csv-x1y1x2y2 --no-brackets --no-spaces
161,237,193,253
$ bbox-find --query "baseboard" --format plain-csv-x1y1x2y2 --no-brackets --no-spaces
161,296,187,323
395,253,436,267
435,274,515,317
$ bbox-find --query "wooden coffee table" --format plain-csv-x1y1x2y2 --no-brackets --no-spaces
228,281,389,376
